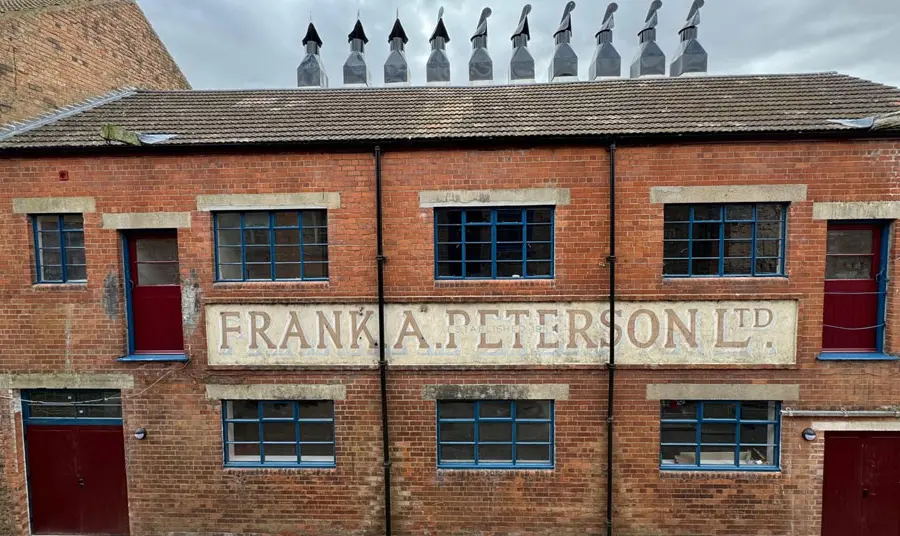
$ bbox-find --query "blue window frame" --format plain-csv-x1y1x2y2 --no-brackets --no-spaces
437,400,554,469
434,207,554,279
660,400,781,471
663,203,787,277
222,400,335,468
214,211,328,282
33,214,86,283
22,390,122,426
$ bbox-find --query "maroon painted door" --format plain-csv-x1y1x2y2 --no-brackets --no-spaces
26,426,130,535
128,231,183,353
822,432,900,536
822,223,882,352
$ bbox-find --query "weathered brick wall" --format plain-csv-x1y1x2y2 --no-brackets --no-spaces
0,140,897,535
0,0,188,126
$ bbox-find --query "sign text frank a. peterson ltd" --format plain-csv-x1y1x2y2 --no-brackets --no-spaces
205,301,797,366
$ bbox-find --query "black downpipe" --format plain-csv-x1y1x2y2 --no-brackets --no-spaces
605,141,617,536
374,146,393,536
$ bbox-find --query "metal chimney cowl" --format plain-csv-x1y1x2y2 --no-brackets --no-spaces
427,8,451,85
298,22,328,88
385,17,410,86
549,1,578,83
343,19,371,87
590,2,621,80
509,4,534,84
670,0,708,77
469,8,493,85
630,0,665,78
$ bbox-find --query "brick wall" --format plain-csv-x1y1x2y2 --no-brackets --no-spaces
0,140,898,535
0,0,188,125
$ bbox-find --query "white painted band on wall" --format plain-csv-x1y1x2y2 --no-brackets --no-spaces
196,193,341,212
205,384,347,401
649,185,808,204
0,373,134,390
646,384,800,401
12,197,97,214
419,188,571,208
422,384,570,401
812,201,900,220
102,212,192,229
811,420,900,432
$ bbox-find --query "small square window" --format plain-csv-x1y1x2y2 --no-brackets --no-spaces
34,214,86,283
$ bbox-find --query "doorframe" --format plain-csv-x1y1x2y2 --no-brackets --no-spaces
820,220,892,358
118,230,188,362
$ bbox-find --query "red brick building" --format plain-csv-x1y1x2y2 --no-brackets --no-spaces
0,0,188,126
0,73,899,536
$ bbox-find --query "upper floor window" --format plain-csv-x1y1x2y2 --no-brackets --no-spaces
33,214,86,283
222,400,335,468
435,207,554,279
663,203,786,277
660,400,780,471
437,400,554,469
214,211,328,282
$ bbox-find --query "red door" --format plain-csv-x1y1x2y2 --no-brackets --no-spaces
822,432,900,536
27,426,130,535
128,231,183,353
822,223,883,352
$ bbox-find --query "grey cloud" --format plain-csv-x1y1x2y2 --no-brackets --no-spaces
138,0,900,89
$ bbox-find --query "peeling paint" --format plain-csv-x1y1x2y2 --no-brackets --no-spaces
181,269,202,336
103,272,119,319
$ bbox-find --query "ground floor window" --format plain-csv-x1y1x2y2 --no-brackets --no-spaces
437,400,554,469
660,400,780,470
222,400,335,467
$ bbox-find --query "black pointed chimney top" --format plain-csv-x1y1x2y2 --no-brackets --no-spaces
430,7,450,43
348,19,369,44
511,4,531,41
302,22,323,47
388,17,409,44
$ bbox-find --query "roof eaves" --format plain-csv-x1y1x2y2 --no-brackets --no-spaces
0,87,137,142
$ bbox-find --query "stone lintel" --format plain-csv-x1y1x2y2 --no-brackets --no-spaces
812,201,900,220
205,384,347,401
419,188,571,208
422,384,570,400
646,383,800,401
12,197,97,214
0,373,134,390
102,212,192,229
196,193,341,212
650,185,807,205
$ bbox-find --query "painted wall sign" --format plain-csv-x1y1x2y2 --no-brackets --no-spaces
205,301,798,366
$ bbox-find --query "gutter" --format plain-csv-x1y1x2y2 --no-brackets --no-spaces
374,146,393,536
605,140,617,536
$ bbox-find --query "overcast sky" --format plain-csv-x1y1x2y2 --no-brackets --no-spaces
136,0,900,89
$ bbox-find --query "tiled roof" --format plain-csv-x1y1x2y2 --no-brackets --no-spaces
0,0,112,13
2,73,900,150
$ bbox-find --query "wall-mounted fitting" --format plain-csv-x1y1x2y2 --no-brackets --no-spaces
134,427,148,440
802,428,817,441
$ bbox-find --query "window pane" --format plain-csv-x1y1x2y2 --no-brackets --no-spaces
304,263,328,279
440,401,474,418
497,246,524,261
440,422,475,442
274,246,301,263
304,245,328,263
517,401,551,419
42,266,63,281
826,255,872,279
440,444,474,462
465,210,491,223
37,216,59,231
497,227,523,242
245,246,271,263
244,213,269,227
692,223,720,241
437,262,461,278
263,422,295,442
740,445,775,466
302,211,327,227
703,403,737,419
219,264,242,280
699,446,737,465
827,230,872,255
479,401,511,418
230,423,260,442
40,249,61,266
65,232,84,248
724,241,751,257
663,259,689,276
264,443,296,460
79,403,123,419
299,401,333,419
664,241,689,259
724,258,752,275
661,445,695,465
479,445,512,462
527,243,552,261
66,265,87,281
247,264,271,280
66,248,86,268
757,205,783,221
218,230,241,246
274,229,300,245
465,262,492,278
724,223,752,240
527,225,552,242
661,401,697,420
62,215,83,230
527,209,552,223
497,262,523,278
691,259,718,276
517,423,550,442
701,423,737,444
693,205,722,221
137,263,179,285
244,229,270,246
300,423,334,442
741,401,777,421
661,422,697,444
465,244,492,261
664,205,691,222
275,263,301,279
263,402,294,419
274,212,298,227
527,262,552,277
301,443,335,461
436,210,462,226
757,222,783,240
217,213,241,228
303,227,328,244
218,247,242,265
497,209,523,223
756,258,780,275
479,422,512,442
231,443,261,458
664,223,690,240
465,226,492,243
725,205,753,220
756,240,781,258
39,231,61,248
437,226,462,243
517,445,551,463
136,239,177,262
740,423,776,445
230,401,258,419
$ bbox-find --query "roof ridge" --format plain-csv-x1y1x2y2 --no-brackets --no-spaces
0,87,137,141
